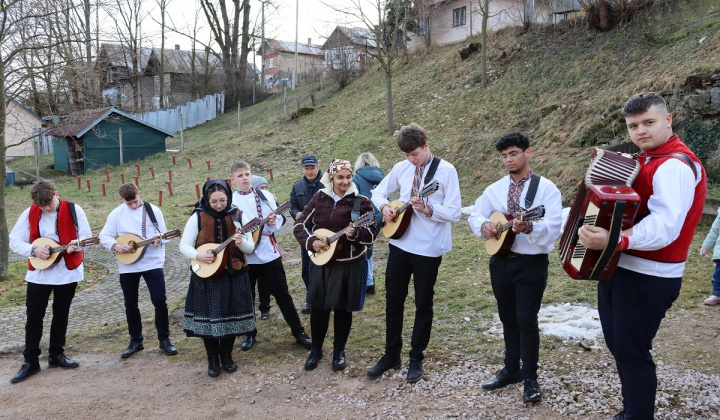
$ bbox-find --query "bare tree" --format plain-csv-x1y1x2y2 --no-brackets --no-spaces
199,0,253,107
327,0,411,135
155,0,169,108
105,0,147,110
1,0,75,280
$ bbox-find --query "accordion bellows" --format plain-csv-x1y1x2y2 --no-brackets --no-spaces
560,149,641,281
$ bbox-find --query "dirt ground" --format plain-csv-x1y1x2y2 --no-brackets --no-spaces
1,304,718,420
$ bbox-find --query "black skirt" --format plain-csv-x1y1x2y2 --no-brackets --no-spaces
183,268,256,339
308,259,367,311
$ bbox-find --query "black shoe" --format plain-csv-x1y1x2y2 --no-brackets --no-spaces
610,411,625,420
367,354,401,379
260,311,270,320
48,354,79,369
406,359,423,383
366,285,375,295
220,354,237,373
207,355,221,377
523,379,542,402
240,335,256,351
121,341,144,359
159,338,179,356
332,350,346,371
295,331,312,348
301,305,311,314
304,348,323,371
10,362,40,383
482,368,522,389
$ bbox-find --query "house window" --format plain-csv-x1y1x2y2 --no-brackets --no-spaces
267,58,274,69
416,18,428,35
453,6,466,27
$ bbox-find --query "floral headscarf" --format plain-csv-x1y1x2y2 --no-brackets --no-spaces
320,159,353,188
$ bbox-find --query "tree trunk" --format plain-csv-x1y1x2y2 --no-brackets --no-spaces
385,71,393,135
481,0,489,87
0,58,9,281
238,0,251,106
85,0,94,107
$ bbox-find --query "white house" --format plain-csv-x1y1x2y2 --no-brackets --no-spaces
5,97,44,158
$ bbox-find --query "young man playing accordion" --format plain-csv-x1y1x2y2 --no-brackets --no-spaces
579,92,707,420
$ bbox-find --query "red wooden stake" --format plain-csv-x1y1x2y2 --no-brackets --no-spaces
269,168,274,180
86,180,91,192
195,184,201,199
135,164,140,176
150,167,155,179
77,177,81,189
106,170,110,182
134,177,139,187
206,161,211,170
206,177,210,182
173,155,176,165
168,171,172,181
167,182,173,196
102,183,106,196
121,173,125,184
158,191,163,206
187,158,192,168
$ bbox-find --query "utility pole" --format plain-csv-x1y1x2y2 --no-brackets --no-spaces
260,1,266,93
293,0,298,90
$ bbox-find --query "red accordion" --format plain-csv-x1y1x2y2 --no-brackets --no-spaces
559,149,641,281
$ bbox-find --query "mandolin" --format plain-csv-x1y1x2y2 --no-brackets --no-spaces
381,180,440,239
249,201,292,248
484,206,546,256
308,212,376,266
29,237,100,270
115,230,182,264
191,217,261,279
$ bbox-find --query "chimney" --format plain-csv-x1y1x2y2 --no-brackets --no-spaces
307,38,312,46
175,44,180,50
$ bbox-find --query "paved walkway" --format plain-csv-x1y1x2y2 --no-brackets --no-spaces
0,241,190,353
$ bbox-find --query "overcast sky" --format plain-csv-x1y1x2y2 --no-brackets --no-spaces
132,0,376,52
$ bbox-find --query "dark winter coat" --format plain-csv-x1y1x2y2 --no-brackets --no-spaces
293,184,377,265
290,174,323,220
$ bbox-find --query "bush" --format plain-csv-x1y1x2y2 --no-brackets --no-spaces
580,0,655,31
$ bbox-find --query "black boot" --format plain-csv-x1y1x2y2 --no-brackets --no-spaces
220,337,237,373
203,339,221,377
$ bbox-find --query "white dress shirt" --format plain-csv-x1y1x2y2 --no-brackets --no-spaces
10,204,92,285
99,202,168,274
618,158,702,278
371,158,462,258
468,174,563,255
232,189,284,264
179,211,255,259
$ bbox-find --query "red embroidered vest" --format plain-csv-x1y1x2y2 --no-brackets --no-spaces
28,199,83,270
625,136,707,263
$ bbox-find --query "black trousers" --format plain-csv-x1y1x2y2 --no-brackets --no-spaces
309,307,352,353
384,244,442,361
119,268,170,343
24,281,77,364
247,258,304,337
249,264,272,313
300,247,311,301
598,267,681,420
489,252,548,380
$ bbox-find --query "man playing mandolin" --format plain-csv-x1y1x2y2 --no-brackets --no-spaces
9,180,93,383
368,122,462,383
99,183,179,359
468,132,562,403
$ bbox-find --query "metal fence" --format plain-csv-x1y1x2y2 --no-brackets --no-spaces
133,92,225,135
33,127,54,154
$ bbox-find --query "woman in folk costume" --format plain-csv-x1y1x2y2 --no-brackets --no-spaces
179,179,256,377
293,159,377,371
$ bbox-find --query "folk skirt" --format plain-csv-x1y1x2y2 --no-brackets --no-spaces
308,259,368,311
183,268,256,339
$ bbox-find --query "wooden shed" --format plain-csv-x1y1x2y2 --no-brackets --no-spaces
47,107,174,175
